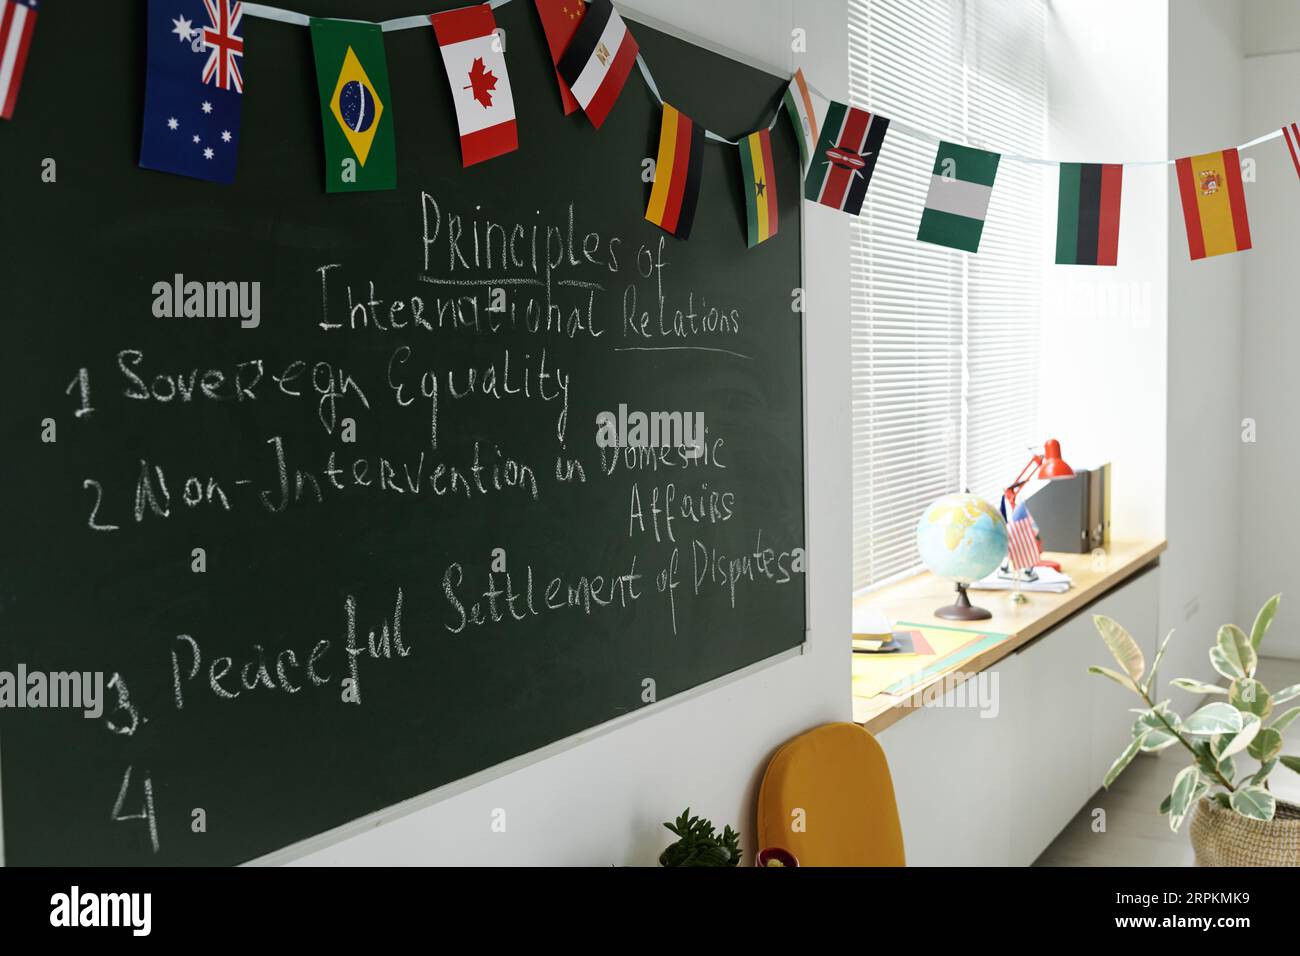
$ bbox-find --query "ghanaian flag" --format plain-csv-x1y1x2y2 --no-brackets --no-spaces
738,129,779,247
646,104,705,239
1175,148,1251,260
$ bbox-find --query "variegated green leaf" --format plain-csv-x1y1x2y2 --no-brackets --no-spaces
1229,678,1272,719
1145,629,1176,696
1273,684,1300,707
1211,625,1256,680
1094,614,1145,683
1169,765,1201,832
1089,665,1140,695
1184,702,1244,736
1248,727,1283,763
1249,594,1282,651
1103,734,1146,788
1159,793,1172,814
1272,706,1300,732
1212,792,1232,809
1280,755,1300,775
1215,714,1261,759
1230,784,1276,821
1133,707,1185,749
1171,677,1227,696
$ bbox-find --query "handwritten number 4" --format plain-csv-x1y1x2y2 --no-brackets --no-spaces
112,765,160,854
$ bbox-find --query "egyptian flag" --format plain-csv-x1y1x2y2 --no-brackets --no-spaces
0,0,37,120
646,104,704,239
1283,122,1300,179
432,4,517,167
1056,163,1122,266
556,0,637,129
1175,148,1251,260
738,129,778,247
804,102,887,215
534,0,585,115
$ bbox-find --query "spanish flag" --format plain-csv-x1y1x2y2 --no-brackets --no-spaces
1175,148,1251,260
646,104,705,239
738,129,779,247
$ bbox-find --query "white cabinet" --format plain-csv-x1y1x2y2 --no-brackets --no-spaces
876,566,1160,866
878,654,1022,866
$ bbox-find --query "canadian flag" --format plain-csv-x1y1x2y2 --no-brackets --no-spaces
431,4,517,167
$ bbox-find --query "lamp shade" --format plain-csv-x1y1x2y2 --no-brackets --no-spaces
1037,439,1074,479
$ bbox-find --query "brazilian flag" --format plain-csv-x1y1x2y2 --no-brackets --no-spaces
310,19,396,193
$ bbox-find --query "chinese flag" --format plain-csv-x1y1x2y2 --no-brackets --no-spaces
534,0,585,115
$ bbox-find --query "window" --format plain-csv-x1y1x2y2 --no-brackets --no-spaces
849,0,1048,591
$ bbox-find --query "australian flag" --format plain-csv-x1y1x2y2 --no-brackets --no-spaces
139,0,244,184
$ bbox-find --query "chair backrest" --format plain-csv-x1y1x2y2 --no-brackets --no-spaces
756,722,905,866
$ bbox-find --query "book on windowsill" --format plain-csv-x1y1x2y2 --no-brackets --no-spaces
968,566,1072,593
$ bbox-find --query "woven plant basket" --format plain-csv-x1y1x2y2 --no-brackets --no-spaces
1190,796,1300,866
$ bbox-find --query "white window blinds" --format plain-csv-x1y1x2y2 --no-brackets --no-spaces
848,0,1047,592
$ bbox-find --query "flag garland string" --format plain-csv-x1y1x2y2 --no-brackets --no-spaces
239,0,1284,166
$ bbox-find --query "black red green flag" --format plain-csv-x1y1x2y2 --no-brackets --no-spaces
1056,162,1122,266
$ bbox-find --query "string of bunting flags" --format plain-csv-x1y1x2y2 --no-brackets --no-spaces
1,0,1294,261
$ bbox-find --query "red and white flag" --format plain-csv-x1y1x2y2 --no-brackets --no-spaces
431,3,517,167
534,0,585,115
1284,122,1300,180
555,0,637,129
0,0,38,120
1007,505,1042,572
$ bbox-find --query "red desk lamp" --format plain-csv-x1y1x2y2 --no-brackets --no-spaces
1004,439,1074,511
1003,439,1074,573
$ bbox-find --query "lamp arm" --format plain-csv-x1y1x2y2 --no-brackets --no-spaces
1003,454,1044,511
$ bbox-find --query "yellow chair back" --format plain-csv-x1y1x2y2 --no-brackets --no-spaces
756,722,905,866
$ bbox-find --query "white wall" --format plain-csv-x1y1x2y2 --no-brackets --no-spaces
1040,0,1168,549
1163,0,1247,681
284,0,852,866
1239,2,1300,657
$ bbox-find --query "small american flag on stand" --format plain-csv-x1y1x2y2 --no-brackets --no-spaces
1284,122,1300,180
1007,503,1042,571
0,0,38,120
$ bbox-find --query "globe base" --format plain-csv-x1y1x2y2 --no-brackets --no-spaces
934,582,992,621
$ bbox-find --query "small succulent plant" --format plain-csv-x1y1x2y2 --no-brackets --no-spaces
1090,594,1300,830
658,808,742,867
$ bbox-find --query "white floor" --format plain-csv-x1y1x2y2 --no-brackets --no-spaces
1035,657,1300,866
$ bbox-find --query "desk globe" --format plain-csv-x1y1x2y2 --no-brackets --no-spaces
915,493,1008,620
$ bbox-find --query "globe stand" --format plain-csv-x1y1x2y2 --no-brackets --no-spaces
935,581,992,621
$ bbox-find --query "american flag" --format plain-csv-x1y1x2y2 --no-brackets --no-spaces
1007,504,1041,571
201,0,243,92
1284,122,1300,180
0,0,38,120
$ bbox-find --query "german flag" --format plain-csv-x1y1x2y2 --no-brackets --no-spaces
738,129,778,247
1056,163,1122,266
1175,148,1252,260
646,104,705,239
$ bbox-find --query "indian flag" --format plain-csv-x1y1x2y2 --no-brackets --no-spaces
917,141,1001,254
782,68,823,169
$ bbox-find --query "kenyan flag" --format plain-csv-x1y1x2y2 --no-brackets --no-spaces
804,101,888,215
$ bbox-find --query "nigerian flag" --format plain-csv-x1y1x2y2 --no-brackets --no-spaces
917,141,1000,253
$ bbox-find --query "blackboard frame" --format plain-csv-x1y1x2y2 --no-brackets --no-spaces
245,4,813,866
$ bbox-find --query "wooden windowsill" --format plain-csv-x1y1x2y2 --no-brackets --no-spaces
853,538,1167,735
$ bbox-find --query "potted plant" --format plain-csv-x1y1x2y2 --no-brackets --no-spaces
1089,595,1300,865
658,808,742,867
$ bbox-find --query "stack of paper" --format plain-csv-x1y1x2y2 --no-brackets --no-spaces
969,566,1072,593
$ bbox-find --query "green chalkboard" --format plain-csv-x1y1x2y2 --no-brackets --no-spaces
0,0,805,865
